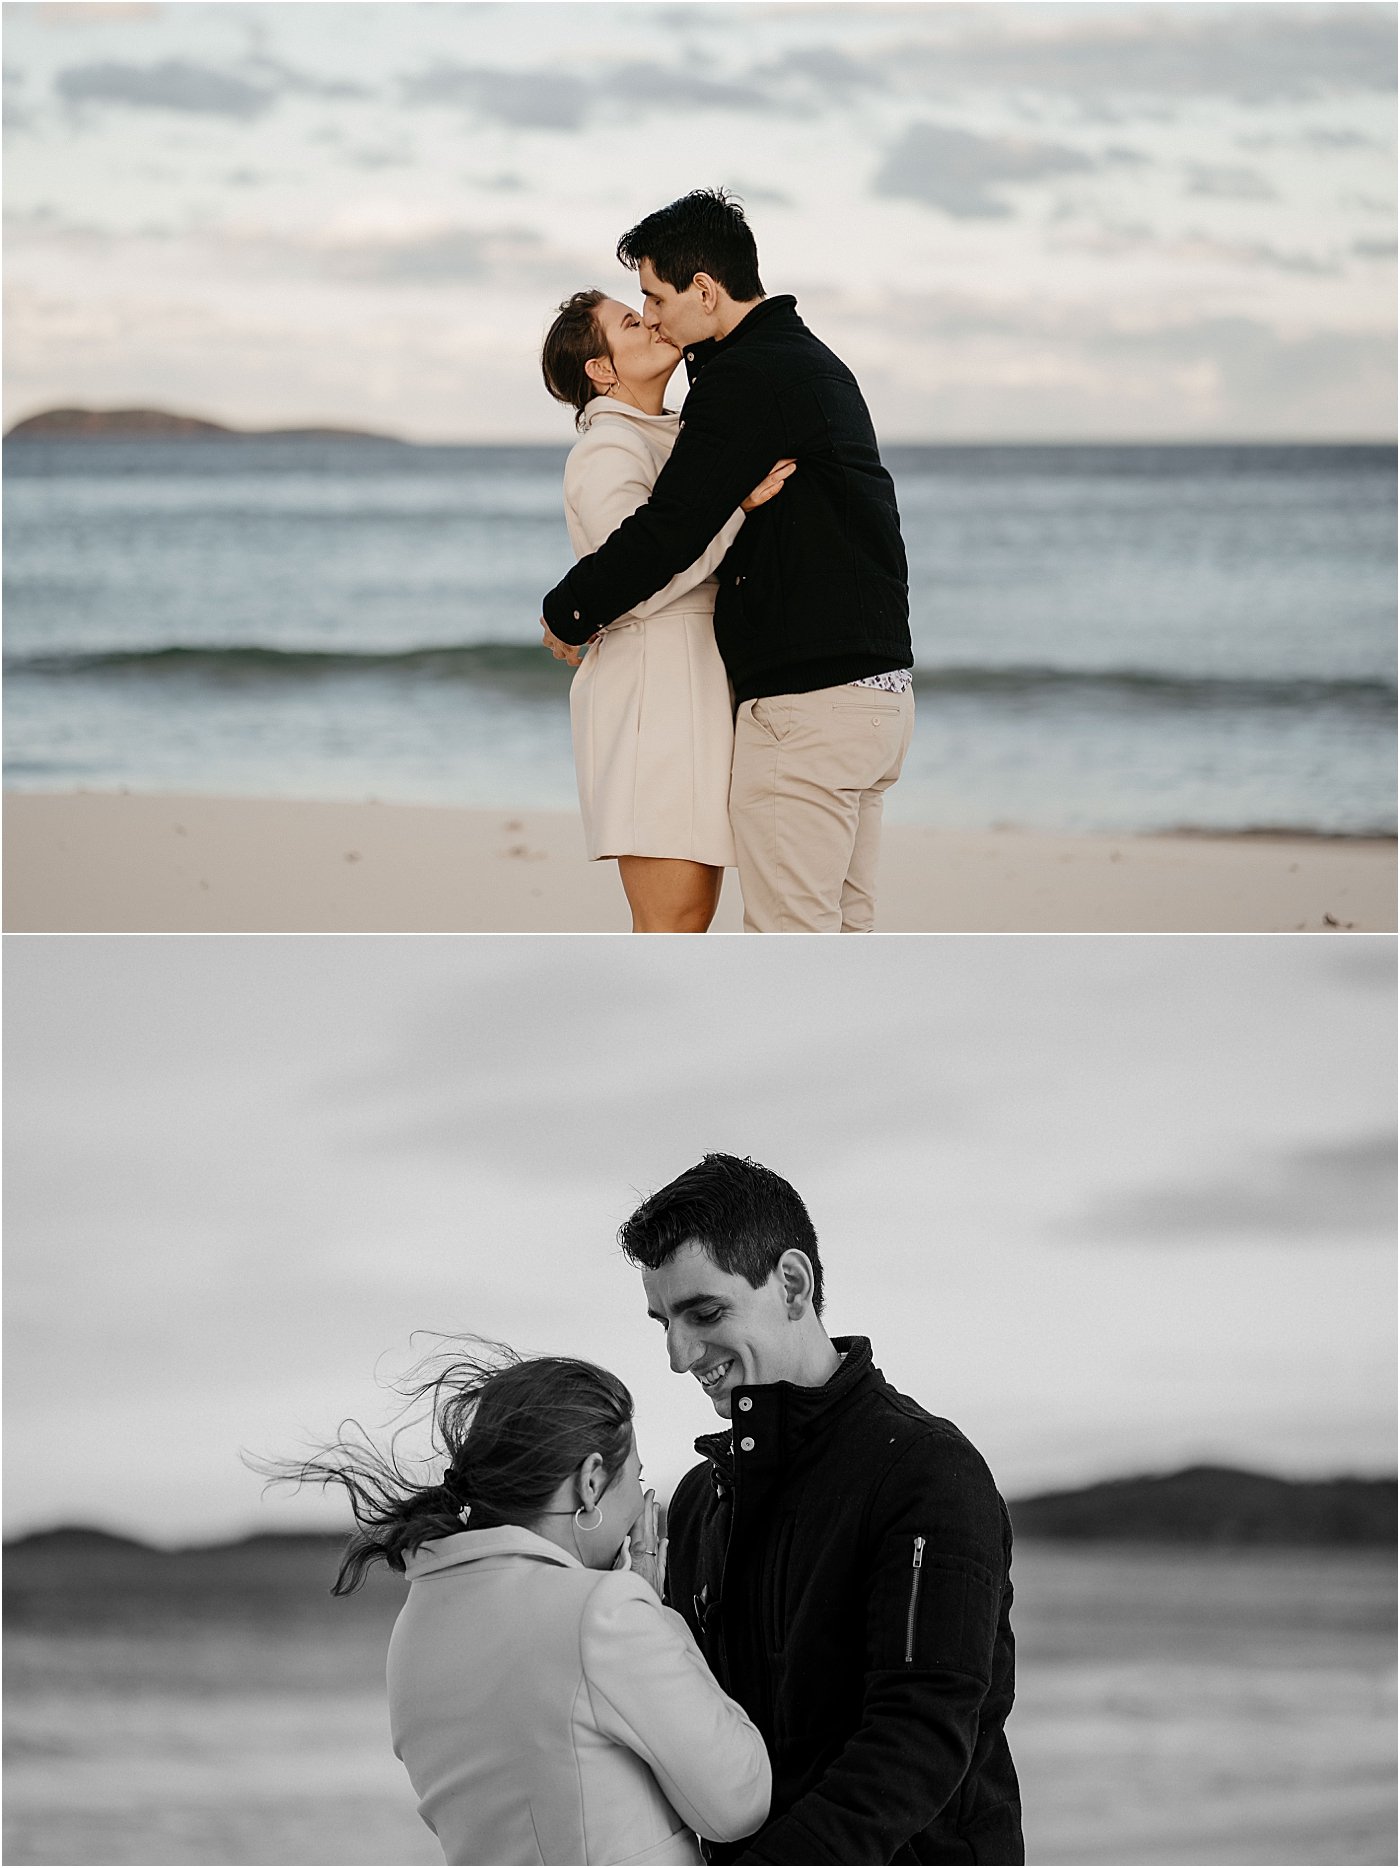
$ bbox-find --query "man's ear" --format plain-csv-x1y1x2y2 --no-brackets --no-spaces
778,1249,816,1315
692,271,721,313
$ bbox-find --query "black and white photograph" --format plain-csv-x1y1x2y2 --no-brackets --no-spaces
4,934,1395,1865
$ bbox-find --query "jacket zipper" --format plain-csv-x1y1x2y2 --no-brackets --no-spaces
904,1535,926,1664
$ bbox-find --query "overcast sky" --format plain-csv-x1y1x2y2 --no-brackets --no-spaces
4,933,1394,1547
4,1,1396,441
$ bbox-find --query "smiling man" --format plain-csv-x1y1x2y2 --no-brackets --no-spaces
541,190,915,934
619,1153,1023,1866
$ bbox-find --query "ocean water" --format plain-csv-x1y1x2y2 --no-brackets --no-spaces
4,439,1395,835
4,1539,1394,1866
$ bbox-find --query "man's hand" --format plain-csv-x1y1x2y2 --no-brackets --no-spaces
741,458,796,512
540,618,584,666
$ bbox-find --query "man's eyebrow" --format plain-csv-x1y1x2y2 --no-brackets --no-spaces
645,1293,722,1322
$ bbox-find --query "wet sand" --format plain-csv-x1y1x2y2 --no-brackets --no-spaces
5,792,1395,932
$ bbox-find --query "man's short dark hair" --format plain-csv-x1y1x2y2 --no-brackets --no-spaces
618,1153,824,1315
616,189,765,303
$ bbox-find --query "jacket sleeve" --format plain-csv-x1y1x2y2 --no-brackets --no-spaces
543,364,785,643
565,429,746,624
733,1437,1010,1866
580,1570,772,1845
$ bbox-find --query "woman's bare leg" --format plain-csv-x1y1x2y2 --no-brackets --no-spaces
616,857,723,933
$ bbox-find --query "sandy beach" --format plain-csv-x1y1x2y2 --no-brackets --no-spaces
3,791,1393,932
4,1535,1394,1866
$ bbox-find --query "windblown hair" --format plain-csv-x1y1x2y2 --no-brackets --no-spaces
616,189,764,303
542,288,610,428
250,1339,634,1595
618,1153,824,1314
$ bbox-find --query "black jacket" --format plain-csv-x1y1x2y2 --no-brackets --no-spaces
542,297,913,703
665,1337,1023,1866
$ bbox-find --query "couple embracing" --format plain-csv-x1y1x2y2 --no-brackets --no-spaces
539,191,915,935
294,1156,1022,1865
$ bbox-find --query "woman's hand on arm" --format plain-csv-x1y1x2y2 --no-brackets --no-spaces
741,459,796,512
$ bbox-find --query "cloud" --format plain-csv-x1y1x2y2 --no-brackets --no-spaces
55,57,278,118
797,283,1394,439
1186,163,1277,201
1067,1132,1397,1245
399,56,774,131
872,121,1099,218
3,66,34,133
882,5,1398,109
1354,237,1398,261
241,53,372,103
724,181,794,210
603,59,773,114
1048,221,1341,277
349,145,414,171
4,203,114,245
51,51,372,119
399,61,590,130
318,223,561,286
1243,127,1387,152
748,43,884,101
1178,235,1339,277
1066,316,1395,426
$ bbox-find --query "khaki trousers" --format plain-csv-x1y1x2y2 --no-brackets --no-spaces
729,686,915,932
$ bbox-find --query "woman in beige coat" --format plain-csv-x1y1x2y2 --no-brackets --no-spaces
541,290,793,932
270,1343,770,1867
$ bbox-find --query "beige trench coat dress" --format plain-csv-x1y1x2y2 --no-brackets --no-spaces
563,398,743,867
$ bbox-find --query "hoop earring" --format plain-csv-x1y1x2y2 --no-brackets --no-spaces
574,1503,603,1532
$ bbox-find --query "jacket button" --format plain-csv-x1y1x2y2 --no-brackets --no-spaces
572,610,581,621
739,1436,755,1452
737,1397,753,1412
686,351,695,362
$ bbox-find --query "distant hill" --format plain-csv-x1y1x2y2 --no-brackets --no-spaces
4,406,401,442
7,1466,1395,1573
1009,1465,1396,1546
4,1523,153,1555
3,1521,382,1636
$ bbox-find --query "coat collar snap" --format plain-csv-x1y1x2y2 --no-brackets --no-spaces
683,295,800,385
693,1335,874,1483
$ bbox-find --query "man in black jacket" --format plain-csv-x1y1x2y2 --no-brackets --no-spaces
619,1154,1023,1867
541,190,915,933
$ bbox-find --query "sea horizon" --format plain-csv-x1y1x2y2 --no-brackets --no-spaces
7,412,1398,448
8,1461,1396,1555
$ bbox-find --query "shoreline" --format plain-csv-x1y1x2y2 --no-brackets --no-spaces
5,791,1394,933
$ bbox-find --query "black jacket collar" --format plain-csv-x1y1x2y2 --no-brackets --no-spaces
693,1334,873,1482
683,294,799,384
